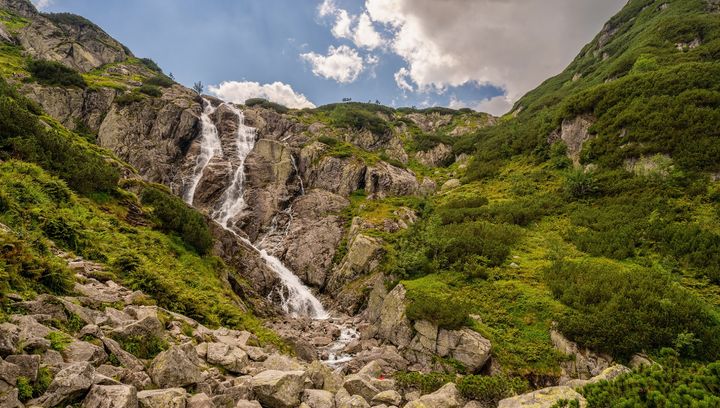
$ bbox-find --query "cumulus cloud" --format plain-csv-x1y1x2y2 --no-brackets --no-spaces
353,13,384,49
208,81,315,109
331,9,353,39
394,68,413,92
317,0,385,50
32,0,53,10
318,0,337,17
449,94,514,117
364,0,626,108
301,45,365,83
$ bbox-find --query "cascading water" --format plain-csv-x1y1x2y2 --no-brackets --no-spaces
184,100,223,205
184,98,329,320
212,104,256,228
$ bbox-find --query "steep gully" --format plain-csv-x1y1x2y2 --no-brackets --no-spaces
184,98,358,367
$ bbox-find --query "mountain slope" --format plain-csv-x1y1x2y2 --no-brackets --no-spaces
380,0,720,401
1,0,720,406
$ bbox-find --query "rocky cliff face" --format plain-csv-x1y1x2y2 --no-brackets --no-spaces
0,0,130,72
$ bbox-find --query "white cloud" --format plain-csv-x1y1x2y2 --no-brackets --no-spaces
317,2,386,50
449,94,513,117
301,45,365,84
318,0,337,17
394,68,413,92
363,0,626,106
353,13,384,49
32,0,53,10
208,81,316,109
331,9,354,39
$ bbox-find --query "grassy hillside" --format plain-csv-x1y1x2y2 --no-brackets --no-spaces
0,74,281,346
375,0,720,401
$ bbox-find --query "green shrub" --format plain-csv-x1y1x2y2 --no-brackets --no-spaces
444,196,489,209
327,104,390,135
115,334,168,359
395,372,528,403
564,170,599,199
113,251,142,273
115,92,144,106
46,331,73,351
649,222,720,282
474,194,562,227
0,78,119,195
17,376,33,401
27,59,86,88
456,375,529,405
33,367,52,398
566,203,646,260
413,133,452,153
317,135,339,146
0,231,74,295
138,84,162,97
42,215,84,252
139,58,162,73
394,372,454,394
245,98,289,114
544,260,720,359
43,12,100,30
426,221,520,268
389,217,519,279
144,75,174,88
548,143,572,169
140,186,213,254
406,288,470,330
582,360,720,407
12,129,120,194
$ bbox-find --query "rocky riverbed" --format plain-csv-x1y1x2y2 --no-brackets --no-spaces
0,250,634,408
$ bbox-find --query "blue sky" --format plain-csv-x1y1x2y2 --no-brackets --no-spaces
37,0,626,114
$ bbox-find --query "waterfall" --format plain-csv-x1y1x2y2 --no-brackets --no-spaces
184,98,328,320
184,100,223,204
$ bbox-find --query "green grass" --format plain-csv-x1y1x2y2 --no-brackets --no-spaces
114,334,168,360
0,43,28,77
46,331,73,351
0,9,29,33
393,152,720,381
581,355,720,407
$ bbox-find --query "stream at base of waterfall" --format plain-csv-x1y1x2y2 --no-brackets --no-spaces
184,98,359,368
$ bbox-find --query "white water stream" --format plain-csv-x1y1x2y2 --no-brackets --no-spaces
185,98,328,320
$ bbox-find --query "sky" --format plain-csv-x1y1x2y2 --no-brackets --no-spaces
35,0,627,115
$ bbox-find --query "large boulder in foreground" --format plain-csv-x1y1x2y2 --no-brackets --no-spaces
137,388,187,408
81,384,138,408
28,362,95,407
149,343,204,388
251,370,306,408
498,386,587,408
374,284,413,349
404,383,464,408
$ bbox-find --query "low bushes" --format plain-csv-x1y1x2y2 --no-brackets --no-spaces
140,186,213,255
0,231,74,296
390,217,520,279
0,77,119,194
139,58,162,73
544,259,720,359
144,75,174,88
27,59,86,88
115,92,144,106
395,372,529,405
326,104,391,135
582,357,720,407
138,84,162,97
245,98,289,114
405,288,470,330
